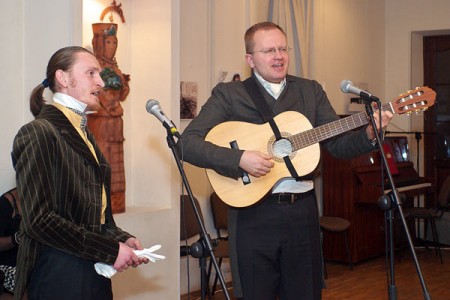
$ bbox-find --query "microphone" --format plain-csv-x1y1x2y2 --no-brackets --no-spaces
146,99,181,138
340,80,380,103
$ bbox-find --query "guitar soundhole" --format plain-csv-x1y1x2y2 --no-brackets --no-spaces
268,133,295,163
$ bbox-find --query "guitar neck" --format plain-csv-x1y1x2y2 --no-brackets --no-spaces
291,102,392,150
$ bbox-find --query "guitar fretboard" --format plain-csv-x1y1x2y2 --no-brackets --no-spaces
290,103,392,150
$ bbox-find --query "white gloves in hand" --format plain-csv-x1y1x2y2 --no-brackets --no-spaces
95,244,166,278
133,244,166,262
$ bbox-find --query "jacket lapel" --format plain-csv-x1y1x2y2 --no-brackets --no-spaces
38,105,98,164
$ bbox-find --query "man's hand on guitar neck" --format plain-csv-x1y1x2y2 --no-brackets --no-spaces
239,150,274,178
365,109,393,140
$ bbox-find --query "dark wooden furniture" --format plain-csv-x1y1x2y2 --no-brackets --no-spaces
322,138,435,263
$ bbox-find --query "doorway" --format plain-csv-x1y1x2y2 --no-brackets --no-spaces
423,35,450,196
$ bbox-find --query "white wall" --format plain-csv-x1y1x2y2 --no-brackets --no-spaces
313,0,385,114
0,0,84,192
0,0,25,191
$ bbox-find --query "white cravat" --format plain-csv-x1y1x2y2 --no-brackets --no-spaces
53,92,88,113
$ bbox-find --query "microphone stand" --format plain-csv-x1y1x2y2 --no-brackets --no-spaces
165,128,231,300
364,98,431,300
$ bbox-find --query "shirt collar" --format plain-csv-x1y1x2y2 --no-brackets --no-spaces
254,71,286,99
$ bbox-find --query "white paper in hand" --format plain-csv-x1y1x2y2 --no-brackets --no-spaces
95,244,166,278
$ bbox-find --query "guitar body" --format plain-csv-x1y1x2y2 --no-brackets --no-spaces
205,111,320,207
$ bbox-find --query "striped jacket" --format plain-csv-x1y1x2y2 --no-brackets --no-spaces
12,104,132,300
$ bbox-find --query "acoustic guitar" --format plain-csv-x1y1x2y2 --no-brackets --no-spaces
205,87,436,207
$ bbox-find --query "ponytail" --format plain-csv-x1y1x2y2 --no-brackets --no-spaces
29,84,46,117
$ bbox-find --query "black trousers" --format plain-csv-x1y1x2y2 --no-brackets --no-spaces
28,247,112,300
236,192,322,300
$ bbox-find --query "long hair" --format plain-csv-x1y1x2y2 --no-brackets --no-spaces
244,22,286,54
30,46,94,117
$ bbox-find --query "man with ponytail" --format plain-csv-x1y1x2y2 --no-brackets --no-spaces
11,46,147,300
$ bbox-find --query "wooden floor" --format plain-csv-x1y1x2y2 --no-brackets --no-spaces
181,247,450,300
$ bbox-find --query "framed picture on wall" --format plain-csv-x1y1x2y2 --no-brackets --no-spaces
180,81,198,119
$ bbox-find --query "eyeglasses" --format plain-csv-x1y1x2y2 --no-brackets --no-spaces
250,47,291,56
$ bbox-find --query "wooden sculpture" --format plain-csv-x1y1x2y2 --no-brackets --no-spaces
89,21,130,213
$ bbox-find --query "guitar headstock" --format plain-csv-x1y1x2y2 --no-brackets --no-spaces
391,86,436,115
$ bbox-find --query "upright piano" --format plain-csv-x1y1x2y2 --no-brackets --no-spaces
322,136,435,263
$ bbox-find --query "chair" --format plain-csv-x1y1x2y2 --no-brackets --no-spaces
319,216,353,278
207,192,230,295
180,195,204,251
180,195,210,297
403,175,450,264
